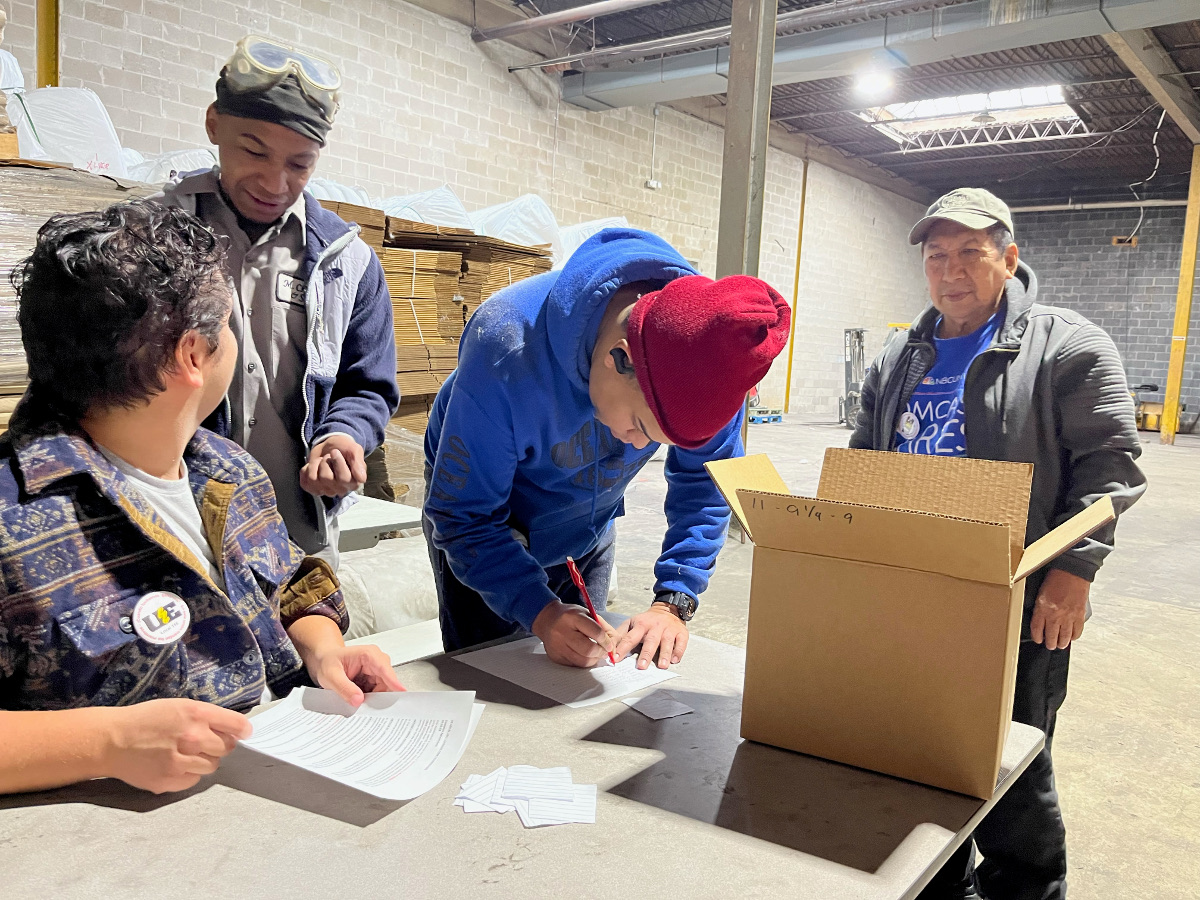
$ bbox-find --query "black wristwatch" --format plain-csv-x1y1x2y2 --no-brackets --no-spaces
654,591,698,622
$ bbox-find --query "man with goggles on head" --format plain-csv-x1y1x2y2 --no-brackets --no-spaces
154,36,398,567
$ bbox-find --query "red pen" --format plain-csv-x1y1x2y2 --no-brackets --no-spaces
565,556,617,665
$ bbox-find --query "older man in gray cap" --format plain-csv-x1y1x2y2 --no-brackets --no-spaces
851,188,1146,900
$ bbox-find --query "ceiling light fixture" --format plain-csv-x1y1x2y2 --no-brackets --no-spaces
854,68,894,99
972,111,997,124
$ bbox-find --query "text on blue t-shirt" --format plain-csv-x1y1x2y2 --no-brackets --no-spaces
894,311,1001,456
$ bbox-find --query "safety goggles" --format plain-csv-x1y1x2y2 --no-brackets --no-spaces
223,35,342,123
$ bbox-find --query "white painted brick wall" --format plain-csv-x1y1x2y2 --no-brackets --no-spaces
5,0,929,418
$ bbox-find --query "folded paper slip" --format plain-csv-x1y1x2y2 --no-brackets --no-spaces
454,766,597,826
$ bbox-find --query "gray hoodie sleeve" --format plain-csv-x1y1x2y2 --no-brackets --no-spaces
1048,323,1147,581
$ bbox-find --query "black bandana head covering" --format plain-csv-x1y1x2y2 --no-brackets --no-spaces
214,70,332,146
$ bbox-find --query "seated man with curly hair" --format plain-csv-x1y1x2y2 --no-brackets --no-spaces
0,200,401,796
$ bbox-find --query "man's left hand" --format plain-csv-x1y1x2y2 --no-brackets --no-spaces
301,434,367,498
613,602,690,670
309,643,405,707
1030,568,1091,650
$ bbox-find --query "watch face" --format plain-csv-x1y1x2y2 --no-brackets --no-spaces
675,595,697,620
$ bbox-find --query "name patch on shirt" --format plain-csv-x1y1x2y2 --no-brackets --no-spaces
276,274,308,310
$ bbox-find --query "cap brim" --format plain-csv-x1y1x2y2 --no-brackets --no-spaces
908,210,1002,245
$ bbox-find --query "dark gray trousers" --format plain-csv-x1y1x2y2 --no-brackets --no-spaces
921,637,1071,900
423,509,615,653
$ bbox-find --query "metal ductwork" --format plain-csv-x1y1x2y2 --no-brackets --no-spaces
473,0,673,43
1010,198,1188,212
559,0,1200,111
514,0,974,70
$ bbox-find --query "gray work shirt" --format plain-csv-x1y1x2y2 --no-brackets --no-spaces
194,187,327,556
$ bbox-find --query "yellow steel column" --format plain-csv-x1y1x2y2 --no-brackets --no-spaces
36,0,59,88
1162,144,1200,444
782,157,809,414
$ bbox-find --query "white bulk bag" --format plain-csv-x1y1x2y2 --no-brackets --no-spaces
469,193,563,261
379,184,472,230
8,87,127,177
556,216,630,269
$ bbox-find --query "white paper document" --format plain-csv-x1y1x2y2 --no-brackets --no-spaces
453,765,597,827
622,690,695,720
455,636,678,707
242,688,483,801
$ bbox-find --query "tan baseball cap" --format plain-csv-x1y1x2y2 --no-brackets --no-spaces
908,187,1015,245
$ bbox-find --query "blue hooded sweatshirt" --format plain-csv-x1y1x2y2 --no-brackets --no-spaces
424,228,743,631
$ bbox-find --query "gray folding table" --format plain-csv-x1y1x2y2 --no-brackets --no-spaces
0,634,1042,899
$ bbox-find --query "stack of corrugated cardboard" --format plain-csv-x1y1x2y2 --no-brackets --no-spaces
381,247,464,348
380,215,552,431
319,200,385,251
312,204,553,503
384,218,553,344
0,162,156,431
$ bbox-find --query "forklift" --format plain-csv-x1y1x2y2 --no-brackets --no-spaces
839,324,911,429
839,328,866,429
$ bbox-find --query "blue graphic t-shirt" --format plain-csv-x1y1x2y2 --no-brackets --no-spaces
894,312,1001,456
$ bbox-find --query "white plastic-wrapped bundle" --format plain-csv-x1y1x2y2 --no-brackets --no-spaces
306,176,371,205
555,216,630,269
4,90,47,160
379,184,472,230
127,148,217,185
469,193,563,262
5,88,127,177
0,49,23,91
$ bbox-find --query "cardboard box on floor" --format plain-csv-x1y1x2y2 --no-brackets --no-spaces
705,448,1114,799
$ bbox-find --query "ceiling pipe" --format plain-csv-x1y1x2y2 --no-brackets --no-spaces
508,0,972,71
473,0,673,43
1010,198,1187,212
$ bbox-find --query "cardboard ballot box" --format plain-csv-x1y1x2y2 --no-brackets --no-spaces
706,448,1114,799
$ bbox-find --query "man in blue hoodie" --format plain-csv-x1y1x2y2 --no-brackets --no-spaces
424,229,791,669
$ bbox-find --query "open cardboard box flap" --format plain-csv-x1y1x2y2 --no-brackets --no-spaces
706,453,1116,586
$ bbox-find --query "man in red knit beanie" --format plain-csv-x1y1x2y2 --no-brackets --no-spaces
424,229,790,670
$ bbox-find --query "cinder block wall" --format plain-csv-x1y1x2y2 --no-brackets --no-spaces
1015,207,1200,417
4,0,929,417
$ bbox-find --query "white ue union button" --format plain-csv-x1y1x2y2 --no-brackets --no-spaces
132,591,191,645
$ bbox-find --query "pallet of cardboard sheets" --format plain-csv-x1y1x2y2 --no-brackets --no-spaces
381,246,464,347
319,200,386,251
375,216,550,498
0,162,157,425
383,217,552,343
706,447,1115,799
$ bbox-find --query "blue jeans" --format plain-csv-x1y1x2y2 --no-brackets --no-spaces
422,508,616,653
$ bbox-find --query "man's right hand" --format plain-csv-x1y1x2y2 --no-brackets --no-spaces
104,698,252,794
531,600,616,668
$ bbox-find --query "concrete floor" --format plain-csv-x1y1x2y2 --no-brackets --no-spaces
610,418,1200,900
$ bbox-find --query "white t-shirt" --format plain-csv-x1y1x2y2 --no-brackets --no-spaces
99,446,227,592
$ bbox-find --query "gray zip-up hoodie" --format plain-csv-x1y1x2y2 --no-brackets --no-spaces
850,260,1146,607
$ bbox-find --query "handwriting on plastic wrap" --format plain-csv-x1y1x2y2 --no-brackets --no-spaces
748,495,855,526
